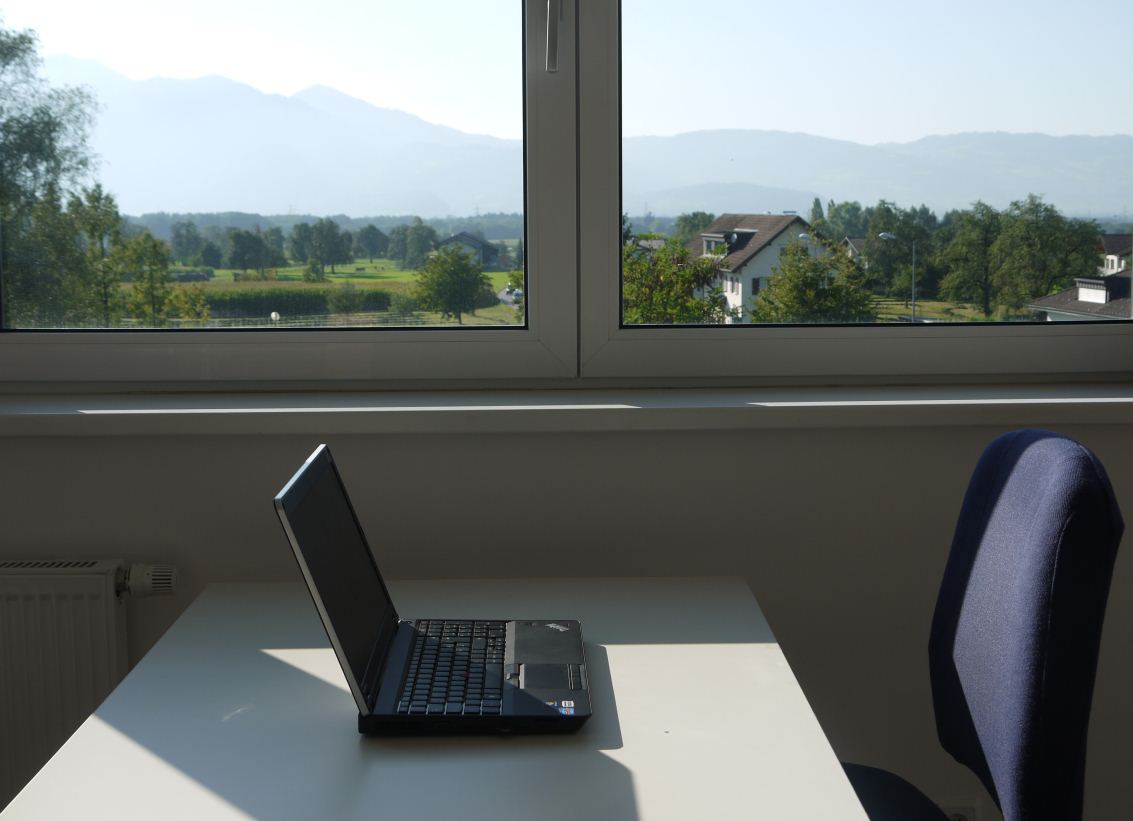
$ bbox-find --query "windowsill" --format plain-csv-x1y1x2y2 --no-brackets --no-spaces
1,383,1131,437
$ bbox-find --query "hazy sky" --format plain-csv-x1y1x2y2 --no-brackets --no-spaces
2,0,1131,144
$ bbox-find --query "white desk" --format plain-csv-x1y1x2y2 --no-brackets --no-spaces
6,578,867,820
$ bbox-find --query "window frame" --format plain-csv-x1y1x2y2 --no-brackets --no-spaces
0,0,579,388
577,1,1133,382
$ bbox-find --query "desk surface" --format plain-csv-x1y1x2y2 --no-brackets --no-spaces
6,578,866,820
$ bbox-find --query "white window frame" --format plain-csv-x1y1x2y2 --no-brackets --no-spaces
577,1,1133,382
0,0,578,388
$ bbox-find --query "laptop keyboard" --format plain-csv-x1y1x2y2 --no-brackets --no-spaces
396,620,505,716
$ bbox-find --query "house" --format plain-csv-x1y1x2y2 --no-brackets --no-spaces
437,232,501,269
842,236,867,265
1100,233,1132,274
687,213,818,322
1029,270,1132,321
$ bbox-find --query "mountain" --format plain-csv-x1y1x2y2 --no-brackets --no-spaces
44,57,1133,218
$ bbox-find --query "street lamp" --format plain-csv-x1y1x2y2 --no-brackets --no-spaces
878,232,916,323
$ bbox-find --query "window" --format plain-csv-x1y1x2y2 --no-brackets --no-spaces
578,0,1132,379
1,0,1131,388
0,0,578,383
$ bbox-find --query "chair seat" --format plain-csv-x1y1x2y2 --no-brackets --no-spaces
842,763,951,821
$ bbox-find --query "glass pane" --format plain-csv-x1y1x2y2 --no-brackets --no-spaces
621,0,1132,326
0,1,524,330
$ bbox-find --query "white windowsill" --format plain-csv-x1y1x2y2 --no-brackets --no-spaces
1,384,1131,437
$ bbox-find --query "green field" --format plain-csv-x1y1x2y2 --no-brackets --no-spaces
167,258,521,328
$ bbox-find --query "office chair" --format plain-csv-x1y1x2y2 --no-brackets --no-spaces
845,429,1124,821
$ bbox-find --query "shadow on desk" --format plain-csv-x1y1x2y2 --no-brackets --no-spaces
95,642,635,821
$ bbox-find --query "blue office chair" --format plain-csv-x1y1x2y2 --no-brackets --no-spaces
845,429,1124,821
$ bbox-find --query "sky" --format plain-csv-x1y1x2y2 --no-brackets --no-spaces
2,0,1131,144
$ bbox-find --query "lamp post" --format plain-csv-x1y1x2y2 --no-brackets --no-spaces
879,232,916,322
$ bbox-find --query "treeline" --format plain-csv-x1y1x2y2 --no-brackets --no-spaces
167,215,522,280
134,212,527,244
808,195,1103,317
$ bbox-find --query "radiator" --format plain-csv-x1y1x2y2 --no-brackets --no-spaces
0,559,129,809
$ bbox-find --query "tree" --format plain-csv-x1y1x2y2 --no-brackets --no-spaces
413,245,490,324
0,21,95,326
386,224,409,265
808,198,828,239
327,281,364,314
750,241,876,324
170,221,202,265
165,283,210,327
621,213,634,247
121,232,173,327
304,218,343,280
227,229,265,277
621,239,732,325
199,240,223,268
68,184,124,327
354,224,387,262
288,222,312,264
514,238,524,270
939,202,1001,317
990,195,1099,309
671,212,715,245
404,217,438,269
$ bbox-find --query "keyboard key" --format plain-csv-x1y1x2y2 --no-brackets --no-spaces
445,702,464,714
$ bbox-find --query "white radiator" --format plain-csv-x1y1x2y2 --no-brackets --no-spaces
0,559,129,809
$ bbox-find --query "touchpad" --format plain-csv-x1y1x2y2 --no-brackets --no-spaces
520,663,570,690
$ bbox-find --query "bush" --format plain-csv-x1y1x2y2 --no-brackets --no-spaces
204,287,390,318
327,282,364,314
389,292,419,317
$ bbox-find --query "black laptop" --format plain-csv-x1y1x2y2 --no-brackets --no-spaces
274,444,591,735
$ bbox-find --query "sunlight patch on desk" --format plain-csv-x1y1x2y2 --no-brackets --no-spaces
261,648,351,693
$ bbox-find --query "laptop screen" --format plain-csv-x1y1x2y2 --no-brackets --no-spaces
274,445,399,707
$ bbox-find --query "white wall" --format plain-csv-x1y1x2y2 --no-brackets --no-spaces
0,420,1129,820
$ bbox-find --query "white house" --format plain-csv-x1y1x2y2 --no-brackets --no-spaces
687,213,820,323
1101,234,1132,274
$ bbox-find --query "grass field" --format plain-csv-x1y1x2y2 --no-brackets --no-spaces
202,259,513,295
168,257,522,327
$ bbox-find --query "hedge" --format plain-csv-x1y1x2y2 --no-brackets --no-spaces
205,287,392,318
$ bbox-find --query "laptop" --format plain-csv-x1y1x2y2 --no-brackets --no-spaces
274,444,592,735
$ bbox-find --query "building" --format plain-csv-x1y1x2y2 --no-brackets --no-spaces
687,214,818,322
1100,233,1132,274
1029,270,1132,321
841,237,867,266
436,232,501,269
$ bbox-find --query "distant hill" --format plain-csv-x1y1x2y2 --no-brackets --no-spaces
45,56,1133,218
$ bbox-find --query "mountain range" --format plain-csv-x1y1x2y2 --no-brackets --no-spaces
45,56,1133,219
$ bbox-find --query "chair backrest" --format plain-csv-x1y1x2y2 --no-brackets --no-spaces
928,430,1123,821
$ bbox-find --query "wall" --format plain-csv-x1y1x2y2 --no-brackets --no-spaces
0,420,1129,820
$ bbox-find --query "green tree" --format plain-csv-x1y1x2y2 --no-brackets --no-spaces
990,195,1099,309
939,202,1001,317
405,217,438,269
0,21,95,326
386,224,409,264
808,198,828,239
303,218,343,280
68,184,124,327
287,222,312,264
413,244,490,324
354,224,387,262
751,241,876,324
121,232,173,327
227,229,266,277
622,239,732,325
199,240,223,268
165,283,210,327
514,238,524,270
327,281,364,314
170,221,202,265
671,211,716,245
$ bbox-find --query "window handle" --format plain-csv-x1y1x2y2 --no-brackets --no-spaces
546,0,562,73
